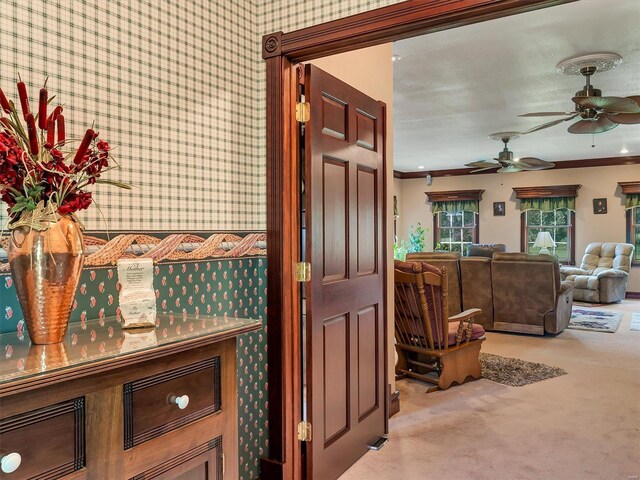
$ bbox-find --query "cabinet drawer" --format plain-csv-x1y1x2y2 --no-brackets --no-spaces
124,357,221,448
130,436,222,480
0,398,85,480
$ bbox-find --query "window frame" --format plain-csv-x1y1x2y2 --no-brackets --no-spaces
433,210,479,253
425,189,484,254
513,184,581,265
520,208,575,264
620,181,640,266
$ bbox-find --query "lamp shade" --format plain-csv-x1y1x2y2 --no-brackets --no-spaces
533,231,555,254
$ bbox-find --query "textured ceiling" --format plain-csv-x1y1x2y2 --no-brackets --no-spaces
393,0,640,172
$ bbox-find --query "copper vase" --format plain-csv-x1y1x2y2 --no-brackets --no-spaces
9,216,85,344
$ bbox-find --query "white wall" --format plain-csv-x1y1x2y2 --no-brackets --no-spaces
396,164,640,292
311,44,396,391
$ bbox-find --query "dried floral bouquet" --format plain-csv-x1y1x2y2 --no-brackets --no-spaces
0,76,129,230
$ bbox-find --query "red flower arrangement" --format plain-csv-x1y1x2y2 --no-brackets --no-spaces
0,76,129,229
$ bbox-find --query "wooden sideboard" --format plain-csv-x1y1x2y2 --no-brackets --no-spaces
0,313,261,479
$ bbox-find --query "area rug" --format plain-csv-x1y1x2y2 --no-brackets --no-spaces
480,353,567,387
631,312,640,331
569,308,622,333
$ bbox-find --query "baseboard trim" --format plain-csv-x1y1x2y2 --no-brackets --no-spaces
626,291,640,299
389,390,400,418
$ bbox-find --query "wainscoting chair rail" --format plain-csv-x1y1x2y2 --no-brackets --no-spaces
0,232,267,271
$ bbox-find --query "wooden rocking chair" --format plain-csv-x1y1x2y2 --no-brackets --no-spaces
394,260,486,391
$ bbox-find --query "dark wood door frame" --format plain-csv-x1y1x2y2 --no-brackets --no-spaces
261,1,576,478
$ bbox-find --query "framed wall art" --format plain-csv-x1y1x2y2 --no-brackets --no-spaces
593,198,607,214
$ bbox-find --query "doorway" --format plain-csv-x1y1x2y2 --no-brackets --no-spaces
261,2,576,479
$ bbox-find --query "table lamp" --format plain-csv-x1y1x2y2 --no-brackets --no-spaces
533,231,555,255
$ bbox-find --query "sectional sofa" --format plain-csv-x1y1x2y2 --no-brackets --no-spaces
405,249,574,335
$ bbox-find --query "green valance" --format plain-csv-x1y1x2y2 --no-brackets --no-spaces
625,193,640,210
432,200,478,214
520,196,575,212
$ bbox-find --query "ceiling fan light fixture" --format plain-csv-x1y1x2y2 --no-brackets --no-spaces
497,165,522,174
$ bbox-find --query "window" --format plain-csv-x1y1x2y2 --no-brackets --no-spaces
513,185,581,265
620,181,640,264
524,208,571,261
435,211,478,253
426,189,484,254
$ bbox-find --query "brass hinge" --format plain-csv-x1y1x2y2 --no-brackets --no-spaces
296,101,310,123
295,262,311,282
298,421,312,442
221,453,225,476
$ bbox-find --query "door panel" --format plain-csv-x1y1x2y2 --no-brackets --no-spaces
305,63,386,480
322,158,349,283
357,305,379,420
357,166,377,276
323,314,350,445
322,94,348,140
355,110,376,151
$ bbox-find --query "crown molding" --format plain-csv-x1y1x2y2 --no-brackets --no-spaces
394,155,640,179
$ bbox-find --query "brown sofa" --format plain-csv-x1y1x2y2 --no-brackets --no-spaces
491,253,574,335
406,251,574,335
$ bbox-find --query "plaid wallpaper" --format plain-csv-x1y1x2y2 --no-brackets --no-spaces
0,0,262,230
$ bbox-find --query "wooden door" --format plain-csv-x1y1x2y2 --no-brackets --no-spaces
303,64,386,480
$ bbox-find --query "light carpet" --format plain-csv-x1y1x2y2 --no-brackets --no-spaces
568,307,622,332
480,353,566,386
340,300,639,480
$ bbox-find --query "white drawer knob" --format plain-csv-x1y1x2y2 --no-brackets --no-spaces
1,452,21,474
169,394,190,410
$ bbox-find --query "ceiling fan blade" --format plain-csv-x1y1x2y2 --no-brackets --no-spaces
465,160,497,168
516,157,555,170
606,96,640,124
607,112,640,125
518,112,575,117
567,115,618,134
469,167,498,173
572,96,640,114
523,115,577,134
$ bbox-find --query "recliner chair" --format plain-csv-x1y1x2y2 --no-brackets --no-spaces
560,242,635,303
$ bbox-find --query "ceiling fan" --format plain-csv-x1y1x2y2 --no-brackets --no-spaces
465,132,555,173
520,53,640,135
